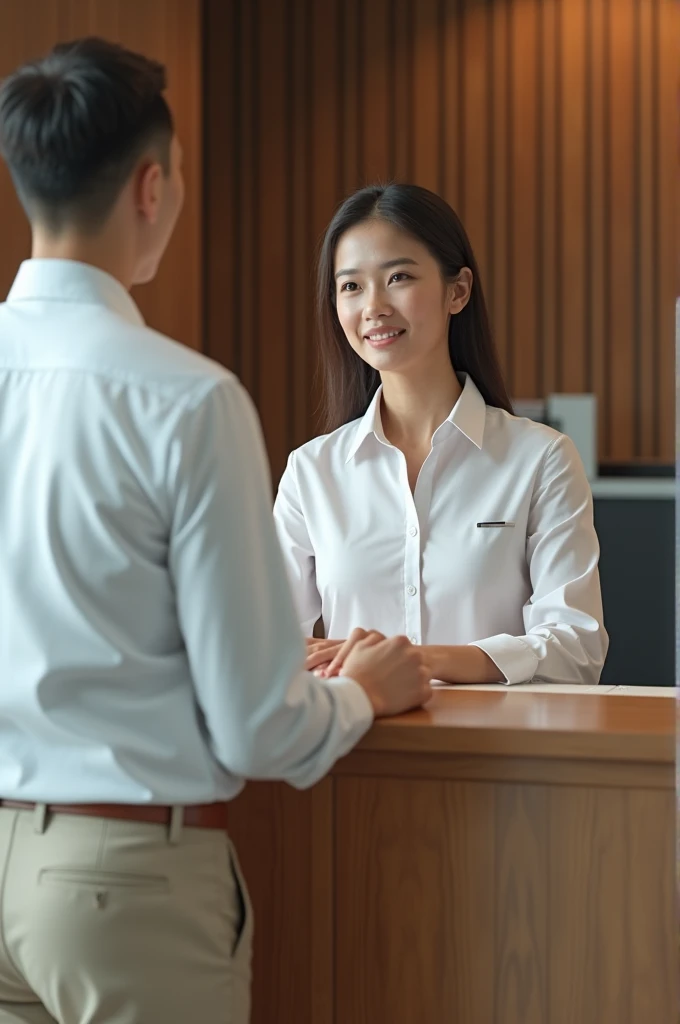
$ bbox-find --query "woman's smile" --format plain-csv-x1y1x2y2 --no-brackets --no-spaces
363,327,406,348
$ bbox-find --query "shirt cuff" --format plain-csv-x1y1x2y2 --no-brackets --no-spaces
322,675,375,755
470,635,539,686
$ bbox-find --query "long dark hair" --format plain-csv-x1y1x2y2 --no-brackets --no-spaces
316,182,512,431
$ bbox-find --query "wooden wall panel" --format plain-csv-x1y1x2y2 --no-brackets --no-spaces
559,0,586,397
393,0,415,183
490,0,511,377
657,0,677,464
608,0,637,461
203,0,237,371
510,0,539,400
205,0,677,477
461,0,491,283
362,0,391,185
289,0,314,448
587,0,608,452
0,0,203,348
412,0,442,194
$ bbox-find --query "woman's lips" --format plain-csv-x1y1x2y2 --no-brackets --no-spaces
364,329,405,349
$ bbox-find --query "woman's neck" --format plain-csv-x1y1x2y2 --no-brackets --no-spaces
380,361,462,451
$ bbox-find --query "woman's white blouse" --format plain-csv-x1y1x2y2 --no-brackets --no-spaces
274,374,608,685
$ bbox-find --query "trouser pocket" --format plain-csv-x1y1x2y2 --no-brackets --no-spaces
225,840,254,960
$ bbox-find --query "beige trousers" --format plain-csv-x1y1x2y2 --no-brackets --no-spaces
0,806,252,1024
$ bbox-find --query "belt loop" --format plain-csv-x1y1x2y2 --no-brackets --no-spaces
33,803,47,835
168,806,183,845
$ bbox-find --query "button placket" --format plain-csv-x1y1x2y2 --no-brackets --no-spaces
406,448,438,646
400,459,423,645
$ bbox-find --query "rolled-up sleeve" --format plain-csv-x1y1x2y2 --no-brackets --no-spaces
471,435,608,685
167,377,372,788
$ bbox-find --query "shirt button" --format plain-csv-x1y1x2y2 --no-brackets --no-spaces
408,526,418,537
406,584,417,596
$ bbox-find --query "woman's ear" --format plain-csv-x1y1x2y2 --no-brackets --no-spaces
448,267,473,315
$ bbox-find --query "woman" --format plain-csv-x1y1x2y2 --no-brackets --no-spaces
274,183,607,685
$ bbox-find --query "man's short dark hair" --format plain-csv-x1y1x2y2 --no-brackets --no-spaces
0,37,174,233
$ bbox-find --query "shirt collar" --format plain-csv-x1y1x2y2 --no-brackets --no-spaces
345,386,387,463
6,259,145,328
345,372,487,464
445,373,487,448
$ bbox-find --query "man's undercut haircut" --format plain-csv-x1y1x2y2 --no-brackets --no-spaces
0,36,174,233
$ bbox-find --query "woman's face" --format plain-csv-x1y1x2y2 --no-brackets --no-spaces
333,218,471,376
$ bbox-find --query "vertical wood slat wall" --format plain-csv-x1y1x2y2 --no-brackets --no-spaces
205,0,678,481
0,0,203,349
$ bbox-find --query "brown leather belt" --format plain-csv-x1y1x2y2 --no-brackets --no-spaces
0,800,228,830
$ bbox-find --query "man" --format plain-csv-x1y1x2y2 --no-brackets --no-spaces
0,38,431,1024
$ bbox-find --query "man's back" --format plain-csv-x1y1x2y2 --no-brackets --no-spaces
0,258,242,803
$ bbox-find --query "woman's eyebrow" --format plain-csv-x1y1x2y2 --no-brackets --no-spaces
334,257,419,279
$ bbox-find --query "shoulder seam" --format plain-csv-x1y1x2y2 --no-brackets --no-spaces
538,433,563,475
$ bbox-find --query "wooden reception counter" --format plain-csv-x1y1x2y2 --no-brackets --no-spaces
227,687,676,1024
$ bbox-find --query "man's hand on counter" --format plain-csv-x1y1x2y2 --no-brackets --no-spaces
306,630,433,717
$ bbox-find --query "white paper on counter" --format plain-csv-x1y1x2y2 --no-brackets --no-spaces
431,682,675,697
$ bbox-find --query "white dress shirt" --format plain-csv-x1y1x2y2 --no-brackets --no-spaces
274,374,608,685
0,259,373,804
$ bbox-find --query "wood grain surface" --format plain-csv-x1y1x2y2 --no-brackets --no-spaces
356,689,675,762
333,775,675,1024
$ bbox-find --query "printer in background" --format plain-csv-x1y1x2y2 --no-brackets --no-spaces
513,393,597,481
